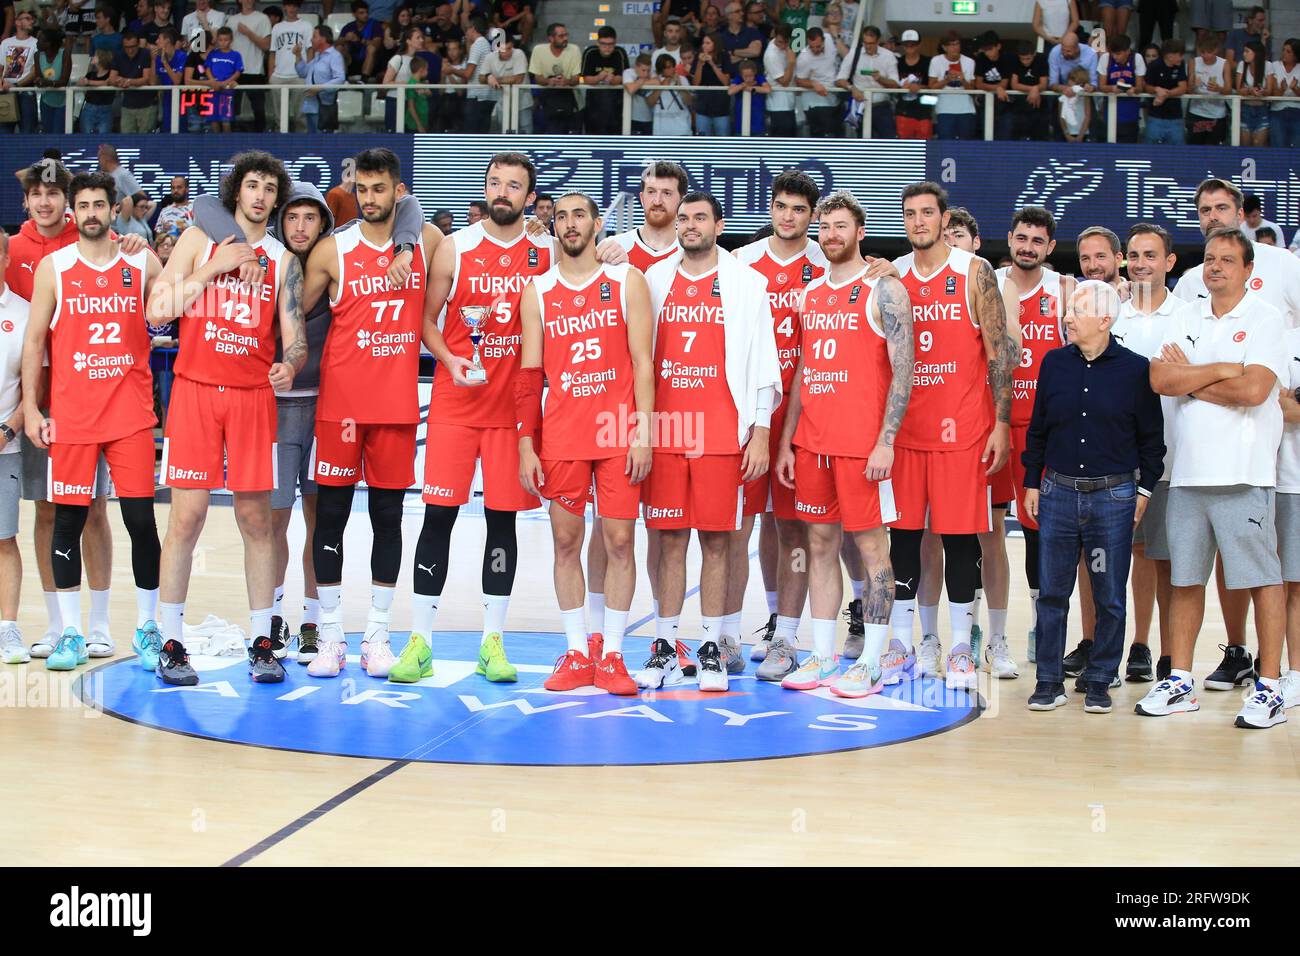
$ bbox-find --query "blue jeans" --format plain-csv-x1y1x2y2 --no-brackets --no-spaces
1144,115,1184,144
1035,473,1137,684
1272,108,1300,149
80,102,114,133
695,112,729,136
39,101,64,134
3,90,38,133
935,112,977,140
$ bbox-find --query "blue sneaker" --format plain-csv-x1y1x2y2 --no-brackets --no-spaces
45,628,85,671
132,620,163,671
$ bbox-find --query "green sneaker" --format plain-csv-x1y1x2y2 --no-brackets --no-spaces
476,632,517,683
387,633,433,684
970,624,983,664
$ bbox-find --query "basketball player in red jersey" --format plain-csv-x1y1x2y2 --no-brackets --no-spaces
637,191,780,693
147,151,307,685
889,181,1017,691
298,148,442,680
8,162,149,659
583,160,686,643
407,152,556,683
20,173,174,679
732,170,826,680
774,190,914,696
996,207,1071,668
517,192,654,696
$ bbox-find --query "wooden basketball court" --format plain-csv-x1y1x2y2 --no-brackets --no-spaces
4,497,1297,868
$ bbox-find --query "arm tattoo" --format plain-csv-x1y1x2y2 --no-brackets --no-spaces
280,255,308,372
876,277,914,449
976,260,1016,424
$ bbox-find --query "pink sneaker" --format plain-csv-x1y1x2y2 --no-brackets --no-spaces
880,639,918,685
363,640,396,678
307,640,346,678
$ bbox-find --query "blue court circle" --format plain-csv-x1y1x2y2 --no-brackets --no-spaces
80,631,980,766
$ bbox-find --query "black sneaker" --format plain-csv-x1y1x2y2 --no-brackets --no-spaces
1125,642,1153,681
1157,655,1172,681
1075,673,1121,692
696,641,728,691
750,613,777,663
1063,638,1093,677
845,599,865,637
1083,680,1113,714
248,636,286,683
297,624,319,664
269,615,291,659
1205,644,1254,691
1027,680,1067,711
156,639,199,686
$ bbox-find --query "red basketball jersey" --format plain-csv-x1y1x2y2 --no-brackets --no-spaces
997,267,1063,427
610,227,679,274
533,262,635,460
319,223,426,424
47,244,154,444
893,246,993,451
175,234,289,389
430,221,555,428
793,266,889,458
654,267,738,456
735,237,828,394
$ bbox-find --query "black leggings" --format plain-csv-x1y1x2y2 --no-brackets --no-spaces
1023,528,1040,591
313,485,405,585
412,505,519,597
890,529,982,603
52,498,159,590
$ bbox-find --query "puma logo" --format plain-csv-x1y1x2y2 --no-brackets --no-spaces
1186,335,1199,348
895,577,915,591
20,263,32,272
55,548,71,560
1247,516,1264,528
322,543,340,554
70,280,82,289
417,563,435,575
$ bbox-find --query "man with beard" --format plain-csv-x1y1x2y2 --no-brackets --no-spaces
636,192,779,692
889,182,1016,691
297,149,441,680
518,192,654,697
1171,178,1300,694
192,170,429,664
21,173,168,678
147,151,307,685
774,190,914,696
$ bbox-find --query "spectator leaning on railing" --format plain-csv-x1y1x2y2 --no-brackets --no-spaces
973,29,1017,140
382,24,424,131
648,51,692,134
795,26,840,137
268,0,311,131
1009,38,1051,141
1144,37,1187,145
624,52,655,134
297,24,345,133
154,27,187,131
33,27,70,135
109,28,156,132
204,26,244,133
728,56,768,135
894,28,931,139
692,31,733,135
228,0,271,131
929,29,977,140
582,25,627,136
528,21,581,133
1270,37,1300,149
763,21,796,136
1097,32,1145,143
836,25,898,139
1186,32,1229,145
482,31,530,131
79,49,116,133
1,10,40,134
1235,39,1270,147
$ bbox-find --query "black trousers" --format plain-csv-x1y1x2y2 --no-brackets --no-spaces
237,73,267,132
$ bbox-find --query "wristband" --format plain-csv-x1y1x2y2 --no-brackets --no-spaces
514,366,544,440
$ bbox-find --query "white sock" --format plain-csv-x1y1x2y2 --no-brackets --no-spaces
812,617,837,659
159,601,184,644
561,606,586,653
765,590,779,614
604,607,628,654
89,587,110,635
850,577,865,601
775,614,800,646
918,603,939,637
891,599,916,649
1261,675,1280,690
655,614,680,646
1029,589,1039,630
136,587,159,628
412,593,439,638
972,587,984,630
653,598,660,618
303,598,320,626
864,622,890,664
989,607,1008,639
250,607,272,640
371,584,395,616
587,591,605,632
57,589,81,633
949,600,975,653
43,590,62,634
319,584,342,625
482,594,509,639
1171,668,1193,685
700,615,722,646
721,611,741,641
273,585,285,617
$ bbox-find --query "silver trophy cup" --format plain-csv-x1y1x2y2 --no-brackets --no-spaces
459,305,490,383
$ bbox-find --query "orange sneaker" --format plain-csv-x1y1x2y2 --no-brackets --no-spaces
544,649,595,691
588,633,604,662
595,652,638,696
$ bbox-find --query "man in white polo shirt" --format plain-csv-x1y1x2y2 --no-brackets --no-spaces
794,27,842,137
835,25,899,138
0,232,29,664
1140,228,1288,730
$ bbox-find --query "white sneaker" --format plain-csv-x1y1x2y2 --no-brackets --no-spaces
1280,671,1300,710
361,620,394,678
697,641,729,692
307,639,346,677
1135,677,1199,717
986,635,1020,679
636,638,685,689
0,623,29,663
918,634,941,678
945,647,978,691
1235,681,1287,729
86,627,115,658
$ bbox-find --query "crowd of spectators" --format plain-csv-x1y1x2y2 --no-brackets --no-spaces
0,0,1295,142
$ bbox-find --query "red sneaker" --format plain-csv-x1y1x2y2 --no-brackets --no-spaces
588,633,604,662
595,652,638,696
544,649,594,691
676,639,698,677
